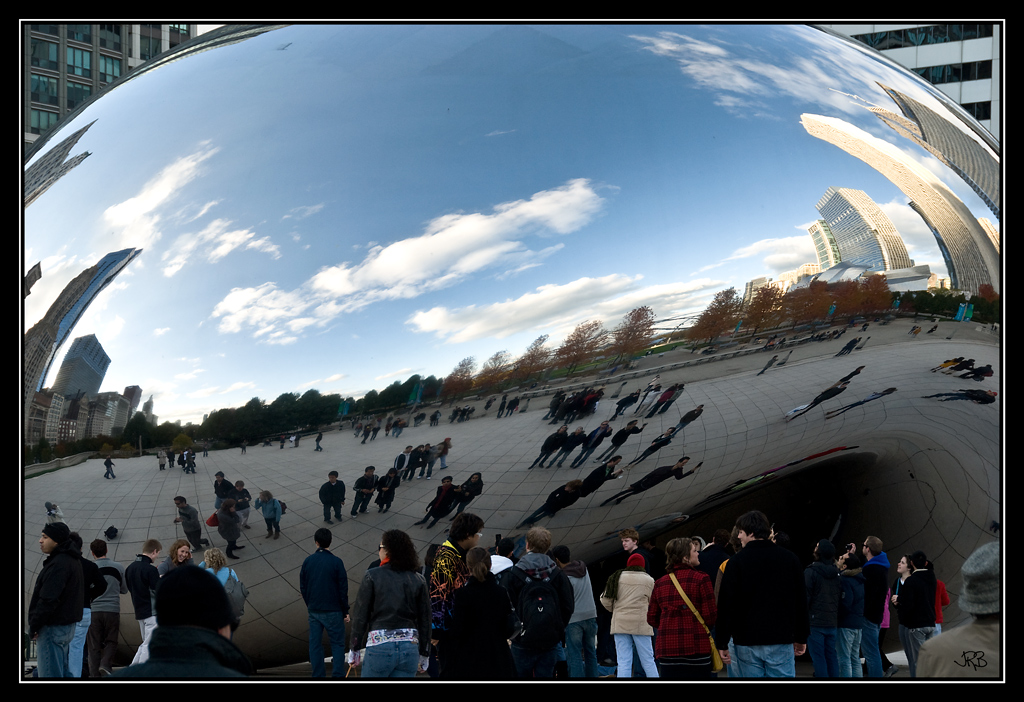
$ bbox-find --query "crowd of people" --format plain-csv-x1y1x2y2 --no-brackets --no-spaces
29,505,1000,680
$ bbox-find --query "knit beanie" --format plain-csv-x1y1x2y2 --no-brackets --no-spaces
958,542,999,615
627,553,646,568
156,565,235,630
42,522,70,544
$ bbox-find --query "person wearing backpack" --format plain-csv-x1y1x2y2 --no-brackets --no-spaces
198,547,248,629
253,490,282,540
506,527,575,678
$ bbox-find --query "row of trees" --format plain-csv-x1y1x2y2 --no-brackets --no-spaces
439,306,659,399
685,277,1000,345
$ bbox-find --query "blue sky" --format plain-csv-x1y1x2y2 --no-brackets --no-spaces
24,24,997,424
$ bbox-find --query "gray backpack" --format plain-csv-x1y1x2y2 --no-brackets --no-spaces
224,571,249,622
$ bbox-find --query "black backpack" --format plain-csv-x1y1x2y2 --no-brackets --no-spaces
511,569,563,650
103,526,118,540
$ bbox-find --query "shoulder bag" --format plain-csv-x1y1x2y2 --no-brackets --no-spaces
669,572,724,672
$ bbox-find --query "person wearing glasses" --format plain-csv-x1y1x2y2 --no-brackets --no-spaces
348,530,431,677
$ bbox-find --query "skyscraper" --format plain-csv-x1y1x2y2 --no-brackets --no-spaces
801,113,998,294
807,219,842,271
50,334,110,399
23,247,141,433
815,187,913,272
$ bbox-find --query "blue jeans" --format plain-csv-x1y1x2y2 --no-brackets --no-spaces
361,641,419,678
68,608,91,677
732,643,796,678
860,620,882,677
808,626,839,677
565,618,598,678
308,610,347,678
614,633,659,678
35,623,76,678
511,643,558,678
836,627,863,678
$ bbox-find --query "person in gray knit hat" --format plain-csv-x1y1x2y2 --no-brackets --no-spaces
916,541,1000,678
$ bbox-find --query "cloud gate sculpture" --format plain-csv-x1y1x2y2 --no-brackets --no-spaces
23,24,1000,671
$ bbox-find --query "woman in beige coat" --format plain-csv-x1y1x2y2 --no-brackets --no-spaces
600,553,659,678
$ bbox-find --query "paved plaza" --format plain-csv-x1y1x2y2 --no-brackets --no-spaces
24,319,1000,672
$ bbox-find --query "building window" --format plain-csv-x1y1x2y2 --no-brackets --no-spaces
30,74,59,106
99,55,121,83
30,109,60,136
30,24,59,36
67,47,92,78
962,101,992,121
99,24,122,51
67,81,92,110
30,38,59,70
913,60,993,85
854,25,995,50
67,24,92,44
139,35,161,61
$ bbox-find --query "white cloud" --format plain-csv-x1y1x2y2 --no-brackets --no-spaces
282,203,325,220
695,235,817,277
376,368,415,380
153,327,171,336
162,218,279,277
175,368,206,381
211,179,606,344
103,142,220,251
485,129,516,137
407,274,720,344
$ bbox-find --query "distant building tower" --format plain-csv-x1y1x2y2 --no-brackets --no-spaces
816,187,914,272
742,276,772,307
23,247,141,433
50,334,110,399
808,220,842,271
801,113,998,294
142,394,156,424
123,385,143,414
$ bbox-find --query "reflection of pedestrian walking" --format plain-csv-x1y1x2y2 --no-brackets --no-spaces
627,429,677,467
835,338,860,357
921,390,997,404
775,350,794,367
786,382,850,421
600,458,701,506
315,432,323,452
824,388,897,419
103,455,116,479
673,405,705,435
757,356,779,376
517,480,583,528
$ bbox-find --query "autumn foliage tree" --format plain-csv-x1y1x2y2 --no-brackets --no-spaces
609,306,657,362
783,280,831,324
554,320,609,376
686,288,741,344
743,286,784,335
441,357,476,400
512,335,551,384
474,351,512,393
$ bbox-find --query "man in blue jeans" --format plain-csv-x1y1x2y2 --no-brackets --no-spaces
299,528,350,677
858,535,891,677
552,545,598,677
506,527,575,678
29,522,85,677
716,510,808,677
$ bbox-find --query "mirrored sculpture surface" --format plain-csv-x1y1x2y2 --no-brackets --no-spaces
23,24,999,670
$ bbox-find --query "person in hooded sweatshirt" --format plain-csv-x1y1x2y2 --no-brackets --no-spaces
836,551,866,677
804,539,841,677
892,550,937,677
551,545,599,678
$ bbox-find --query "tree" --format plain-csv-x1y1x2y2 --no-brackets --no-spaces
743,286,784,335
609,306,657,362
512,335,551,384
441,357,476,401
475,351,512,393
121,412,154,449
859,275,892,314
171,433,193,452
554,320,609,376
687,288,741,344
783,281,830,325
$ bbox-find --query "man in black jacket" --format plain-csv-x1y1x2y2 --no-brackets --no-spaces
716,510,808,678
529,425,569,469
893,550,937,677
805,539,841,677
517,480,584,528
67,532,107,677
125,538,162,665
600,457,700,506
29,522,85,677
319,471,346,523
594,420,646,463
858,535,891,677
350,466,378,516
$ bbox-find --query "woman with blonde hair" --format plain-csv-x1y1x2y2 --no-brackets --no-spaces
158,539,194,576
601,552,659,678
443,547,516,679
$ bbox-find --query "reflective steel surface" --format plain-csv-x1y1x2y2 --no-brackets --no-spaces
23,24,1000,670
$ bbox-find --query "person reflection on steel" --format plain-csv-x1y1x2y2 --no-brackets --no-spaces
600,458,701,507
